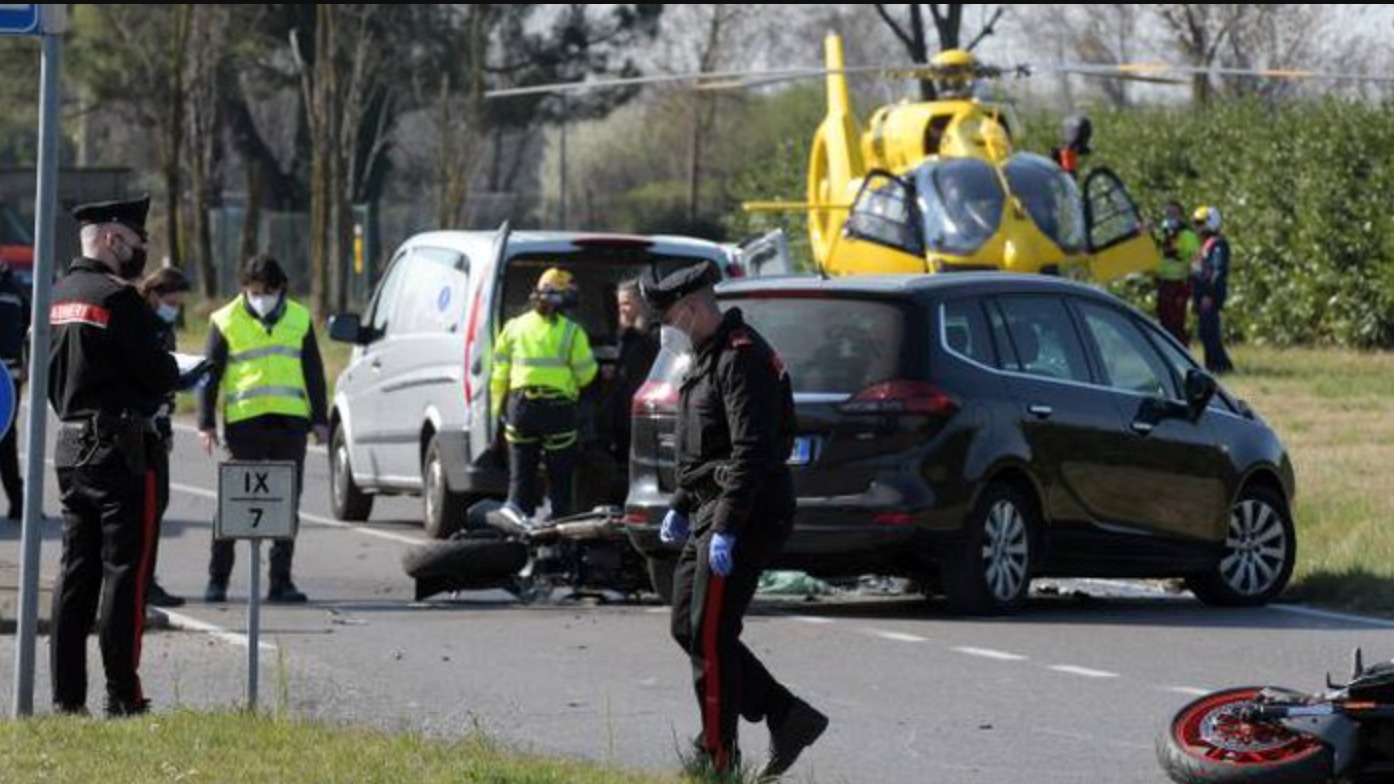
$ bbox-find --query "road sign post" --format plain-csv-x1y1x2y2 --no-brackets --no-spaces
9,3,65,719
217,461,298,711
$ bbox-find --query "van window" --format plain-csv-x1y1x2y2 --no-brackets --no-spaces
731,296,905,394
366,249,411,338
391,248,467,336
992,296,1092,384
941,299,995,366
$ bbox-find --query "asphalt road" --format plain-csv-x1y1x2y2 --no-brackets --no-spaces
5,413,1394,784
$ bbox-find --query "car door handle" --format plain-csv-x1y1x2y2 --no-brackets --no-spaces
1131,420,1156,436
1027,405,1053,419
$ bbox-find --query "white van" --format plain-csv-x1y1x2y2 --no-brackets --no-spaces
326,225,740,537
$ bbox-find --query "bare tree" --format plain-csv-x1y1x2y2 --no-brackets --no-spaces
873,4,1007,98
1155,4,1253,103
1014,4,1146,108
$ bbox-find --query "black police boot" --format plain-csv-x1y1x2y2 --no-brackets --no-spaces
267,580,308,604
147,581,185,608
203,578,228,604
760,697,828,780
105,697,150,719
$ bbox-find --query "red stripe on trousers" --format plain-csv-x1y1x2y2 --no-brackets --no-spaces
701,574,729,770
132,469,158,701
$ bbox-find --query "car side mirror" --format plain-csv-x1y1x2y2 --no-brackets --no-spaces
328,313,367,345
1184,369,1217,419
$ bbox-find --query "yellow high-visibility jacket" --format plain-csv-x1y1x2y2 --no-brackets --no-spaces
490,310,597,417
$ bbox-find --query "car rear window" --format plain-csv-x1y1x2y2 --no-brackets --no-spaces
727,296,905,394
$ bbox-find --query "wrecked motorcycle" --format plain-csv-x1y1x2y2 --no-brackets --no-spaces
402,502,656,604
1158,648,1394,783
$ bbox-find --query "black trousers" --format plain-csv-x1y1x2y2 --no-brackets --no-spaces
0,404,21,516
671,516,795,770
50,432,159,711
1197,300,1234,373
504,393,577,518
209,420,307,586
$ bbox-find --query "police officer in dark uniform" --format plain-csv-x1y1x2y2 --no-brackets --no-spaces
640,261,827,779
48,194,179,717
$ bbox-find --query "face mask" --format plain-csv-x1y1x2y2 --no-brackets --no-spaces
1161,217,1181,233
118,241,148,281
666,303,695,338
156,303,180,323
248,293,281,318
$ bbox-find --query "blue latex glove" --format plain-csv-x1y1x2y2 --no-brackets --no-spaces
709,532,737,577
660,509,689,544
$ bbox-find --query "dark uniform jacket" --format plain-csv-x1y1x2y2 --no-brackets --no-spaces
605,322,660,454
1193,234,1231,306
670,308,796,539
48,257,178,422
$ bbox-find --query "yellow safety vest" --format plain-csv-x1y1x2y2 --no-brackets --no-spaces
211,297,312,425
490,310,597,416
1158,228,1201,282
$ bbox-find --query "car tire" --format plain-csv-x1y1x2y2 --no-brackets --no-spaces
423,435,470,540
646,554,676,605
329,424,373,522
943,483,1037,616
1185,485,1296,608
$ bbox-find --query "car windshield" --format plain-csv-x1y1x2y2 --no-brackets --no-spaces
916,158,1004,256
727,297,905,394
1002,153,1086,253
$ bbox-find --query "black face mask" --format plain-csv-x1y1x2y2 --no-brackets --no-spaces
119,245,148,281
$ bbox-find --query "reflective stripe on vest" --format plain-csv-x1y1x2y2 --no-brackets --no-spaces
211,298,312,424
491,312,590,400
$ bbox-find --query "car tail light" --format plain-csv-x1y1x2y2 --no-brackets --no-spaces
725,260,746,278
632,379,679,416
839,380,957,416
621,510,649,526
461,287,484,406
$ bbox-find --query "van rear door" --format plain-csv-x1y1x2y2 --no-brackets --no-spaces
465,222,510,467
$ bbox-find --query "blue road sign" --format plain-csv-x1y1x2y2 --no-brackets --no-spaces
0,5,39,36
0,366,13,441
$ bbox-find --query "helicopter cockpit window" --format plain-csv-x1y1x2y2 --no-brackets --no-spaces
917,158,1004,256
1003,153,1087,254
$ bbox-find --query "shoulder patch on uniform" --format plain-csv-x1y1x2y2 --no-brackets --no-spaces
51,302,111,329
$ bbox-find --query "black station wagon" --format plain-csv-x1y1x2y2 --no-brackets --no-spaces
624,273,1297,614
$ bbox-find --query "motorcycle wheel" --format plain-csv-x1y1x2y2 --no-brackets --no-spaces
402,536,530,600
1156,686,1333,784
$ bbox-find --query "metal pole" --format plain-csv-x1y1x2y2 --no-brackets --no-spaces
247,541,261,711
13,28,62,719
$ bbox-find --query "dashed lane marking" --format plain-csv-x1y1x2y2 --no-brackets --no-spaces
159,610,277,651
954,646,1028,662
866,629,929,644
1049,665,1120,679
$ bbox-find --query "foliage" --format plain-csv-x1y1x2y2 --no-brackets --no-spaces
1019,98,1394,348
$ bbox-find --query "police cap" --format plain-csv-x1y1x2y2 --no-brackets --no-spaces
639,260,721,314
71,194,151,241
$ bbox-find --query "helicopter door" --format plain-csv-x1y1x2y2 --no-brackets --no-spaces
738,229,795,277
1083,167,1161,282
843,171,924,256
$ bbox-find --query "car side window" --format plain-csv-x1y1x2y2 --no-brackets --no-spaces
992,296,1092,384
941,299,995,366
1076,301,1176,397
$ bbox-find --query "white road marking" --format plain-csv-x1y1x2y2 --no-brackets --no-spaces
1166,687,1212,697
1049,665,1120,679
953,646,1028,662
788,616,834,625
168,481,421,546
159,610,277,651
867,629,928,644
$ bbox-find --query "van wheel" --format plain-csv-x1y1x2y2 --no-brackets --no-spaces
1185,486,1295,607
423,435,468,539
943,483,1036,615
330,424,373,522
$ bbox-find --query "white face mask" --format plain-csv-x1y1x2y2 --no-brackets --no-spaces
156,303,180,323
247,292,280,318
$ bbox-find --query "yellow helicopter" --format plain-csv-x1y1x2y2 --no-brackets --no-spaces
741,34,1161,282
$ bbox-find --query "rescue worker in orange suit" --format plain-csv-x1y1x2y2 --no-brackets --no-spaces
640,260,827,779
490,268,597,526
1192,205,1234,374
1155,200,1201,345
48,195,179,716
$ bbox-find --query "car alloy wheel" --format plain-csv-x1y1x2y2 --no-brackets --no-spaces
1219,497,1291,599
945,482,1036,615
982,499,1030,603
